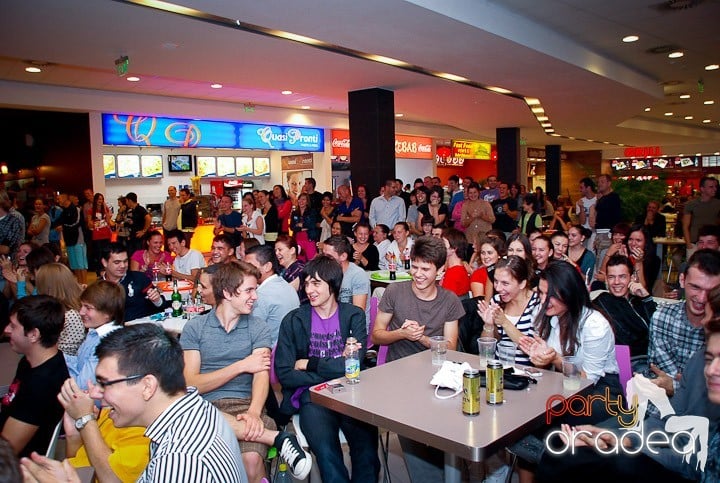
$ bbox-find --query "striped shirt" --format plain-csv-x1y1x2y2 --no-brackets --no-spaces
493,291,541,366
138,388,247,483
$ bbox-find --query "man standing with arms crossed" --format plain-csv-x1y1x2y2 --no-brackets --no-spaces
591,174,622,274
683,176,720,257
369,180,406,229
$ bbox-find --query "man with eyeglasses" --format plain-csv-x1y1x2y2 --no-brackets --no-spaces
181,262,311,481
21,323,249,482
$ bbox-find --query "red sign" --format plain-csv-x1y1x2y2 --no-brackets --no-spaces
330,130,433,159
623,146,662,158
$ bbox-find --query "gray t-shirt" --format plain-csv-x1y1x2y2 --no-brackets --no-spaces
685,197,720,242
378,281,465,362
181,309,272,401
340,262,371,329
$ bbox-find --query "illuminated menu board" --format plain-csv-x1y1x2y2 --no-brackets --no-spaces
103,155,116,179
253,157,270,177
196,156,217,177
236,157,253,177
140,155,163,178
117,155,141,178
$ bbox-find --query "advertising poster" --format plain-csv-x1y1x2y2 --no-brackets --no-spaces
283,169,312,205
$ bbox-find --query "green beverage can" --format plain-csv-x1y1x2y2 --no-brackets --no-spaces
486,360,504,405
462,369,481,416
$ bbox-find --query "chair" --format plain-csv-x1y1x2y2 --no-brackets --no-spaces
368,296,379,346
615,344,633,407
291,413,348,482
46,420,64,459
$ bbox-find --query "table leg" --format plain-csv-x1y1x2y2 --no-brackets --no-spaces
444,452,462,483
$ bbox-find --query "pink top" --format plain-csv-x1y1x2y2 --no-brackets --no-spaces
130,250,175,279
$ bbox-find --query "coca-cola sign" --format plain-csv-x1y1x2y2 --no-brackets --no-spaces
330,129,433,159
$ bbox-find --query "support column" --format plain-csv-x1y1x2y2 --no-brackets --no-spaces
496,127,520,184
545,144,561,201
348,88,395,192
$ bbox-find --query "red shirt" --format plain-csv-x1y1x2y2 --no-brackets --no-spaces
441,265,470,297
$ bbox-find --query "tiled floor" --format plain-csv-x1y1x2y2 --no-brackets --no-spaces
291,431,520,483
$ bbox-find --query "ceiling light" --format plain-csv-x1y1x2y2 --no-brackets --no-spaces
549,133,561,137
622,35,639,43
544,128,555,133
395,113,404,118
696,153,702,156
703,119,711,123
281,90,293,95
644,107,651,111
487,86,513,95
127,76,140,82
525,98,541,106
536,116,549,122
25,67,41,73
679,94,690,99
210,83,222,89
541,122,552,128
531,106,545,114
603,141,610,144
705,64,719,71
704,100,715,105
301,105,310,110
437,72,468,82
586,139,594,142
668,51,684,58
664,112,673,116
685,116,694,120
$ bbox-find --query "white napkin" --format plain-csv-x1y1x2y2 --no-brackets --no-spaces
430,360,473,399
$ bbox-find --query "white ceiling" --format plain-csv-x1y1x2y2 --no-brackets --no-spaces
0,0,719,153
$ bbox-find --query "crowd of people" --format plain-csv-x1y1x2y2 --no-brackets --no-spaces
1,172,719,483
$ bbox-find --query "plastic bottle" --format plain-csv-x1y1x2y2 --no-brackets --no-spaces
171,279,183,317
389,254,397,280
275,463,291,483
345,336,360,384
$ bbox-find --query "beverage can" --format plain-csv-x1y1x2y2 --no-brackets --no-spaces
462,369,481,416
486,360,504,405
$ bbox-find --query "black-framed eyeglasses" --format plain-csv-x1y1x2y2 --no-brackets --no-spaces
96,375,143,389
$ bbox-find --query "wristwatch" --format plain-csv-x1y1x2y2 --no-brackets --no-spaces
74,413,96,430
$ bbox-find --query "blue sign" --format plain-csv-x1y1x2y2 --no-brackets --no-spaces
102,113,324,152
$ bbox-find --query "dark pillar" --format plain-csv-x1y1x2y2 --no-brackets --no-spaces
545,144,561,201
496,127,520,184
348,88,395,193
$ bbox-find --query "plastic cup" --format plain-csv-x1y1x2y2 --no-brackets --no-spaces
477,337,497,369
496,340,517,369
430,336,448,366
562,356,582,391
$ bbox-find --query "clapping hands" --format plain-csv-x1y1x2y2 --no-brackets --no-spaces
518,335,556,367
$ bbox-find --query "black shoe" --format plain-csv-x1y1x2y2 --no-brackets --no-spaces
274,431,312,479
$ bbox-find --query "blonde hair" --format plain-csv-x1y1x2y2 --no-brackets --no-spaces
34,263,82,311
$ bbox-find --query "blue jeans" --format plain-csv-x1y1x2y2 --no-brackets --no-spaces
299,392,379,482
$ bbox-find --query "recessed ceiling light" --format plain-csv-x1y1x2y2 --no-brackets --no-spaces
664,112,673,116
487,86,512,95
696,153,702,156
25,67,41,73
281,90,293,95
668,51,684,59
703,119,711,123
704,100,715,105
301,105,310,110
127,76,140,82
531,107,545,114
644,107,651,111
541,122,552,128
715,152,720,155
210,83,223,89
587,139,594,142
395,113,404,118
679,94,691,99
685,115,694,120
622,35,639,43
525,98,541,106
536,116,549,122
705,64,719,71
549,133,561,137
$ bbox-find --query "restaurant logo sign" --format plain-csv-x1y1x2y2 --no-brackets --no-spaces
452,140,491,160
544,386,710,472
102,113,323,152
330,129,433,159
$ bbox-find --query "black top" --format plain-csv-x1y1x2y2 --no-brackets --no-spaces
492,197,518,232
595,192,622,230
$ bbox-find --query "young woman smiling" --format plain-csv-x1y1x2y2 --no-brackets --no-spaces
478,255,540,365
470,236,505,301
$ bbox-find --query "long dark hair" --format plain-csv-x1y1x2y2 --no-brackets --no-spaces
536,261,592,356
92,193,105,218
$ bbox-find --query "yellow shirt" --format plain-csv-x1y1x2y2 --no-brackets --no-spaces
69,408,150,482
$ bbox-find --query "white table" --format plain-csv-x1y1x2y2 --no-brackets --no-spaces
126,314,189,334
311,350,592,483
